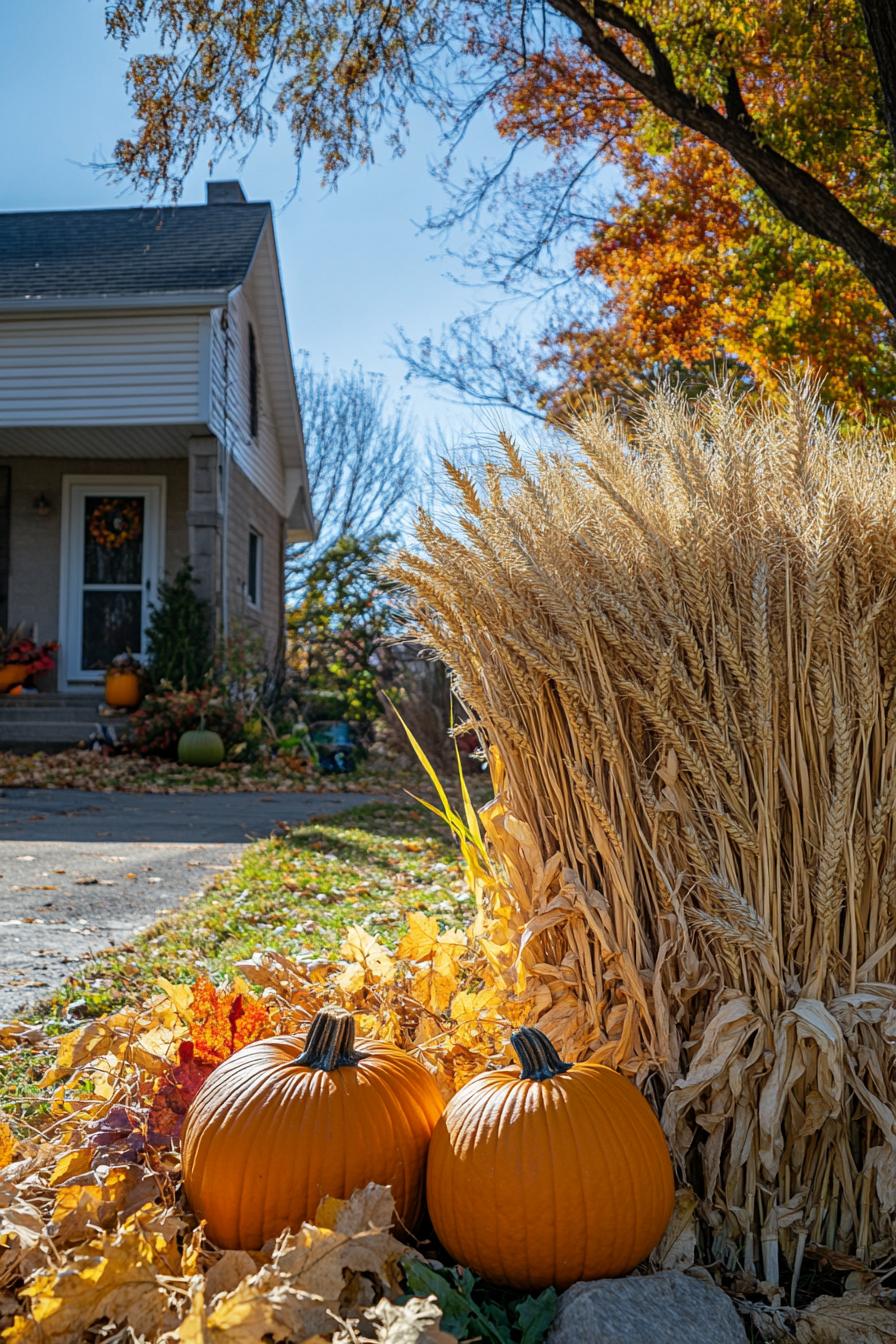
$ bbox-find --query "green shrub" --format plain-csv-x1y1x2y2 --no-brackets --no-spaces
146,562,213,689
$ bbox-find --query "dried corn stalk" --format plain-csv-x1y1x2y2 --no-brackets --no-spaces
391,378,896,1280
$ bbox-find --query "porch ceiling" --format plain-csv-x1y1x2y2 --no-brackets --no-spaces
0,424,204,458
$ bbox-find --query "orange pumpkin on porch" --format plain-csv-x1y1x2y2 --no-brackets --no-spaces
426,1026,674,1290
104,668,141,709
181,1007,445,1248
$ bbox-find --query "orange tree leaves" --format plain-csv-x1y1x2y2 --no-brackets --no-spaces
147,977,275,1143
187,976,274,1065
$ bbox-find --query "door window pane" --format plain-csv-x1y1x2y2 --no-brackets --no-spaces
81,590,143,668
83,496,144,585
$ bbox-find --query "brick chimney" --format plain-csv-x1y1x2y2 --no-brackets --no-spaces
206,181,247,205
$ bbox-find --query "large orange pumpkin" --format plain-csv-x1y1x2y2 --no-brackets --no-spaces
181,1007,444,1248
426,1026,674,1290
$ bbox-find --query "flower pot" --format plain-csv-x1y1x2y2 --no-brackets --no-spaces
105,668,141,709
0,664,30,693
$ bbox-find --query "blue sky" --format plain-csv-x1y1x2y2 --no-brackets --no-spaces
1,0,556,443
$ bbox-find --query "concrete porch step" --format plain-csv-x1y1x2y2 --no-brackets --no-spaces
0,693,104,709
0,706,107,723
0,693,133,749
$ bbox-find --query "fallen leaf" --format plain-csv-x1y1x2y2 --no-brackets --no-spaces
0,1124,16,1169
357,1296,458,1344
795,1292,896,1343
147,1041,215,1146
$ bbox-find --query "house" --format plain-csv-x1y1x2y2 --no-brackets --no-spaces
0,181,314,719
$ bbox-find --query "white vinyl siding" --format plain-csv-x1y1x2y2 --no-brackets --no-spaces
0,313,205,426
208,287,286,514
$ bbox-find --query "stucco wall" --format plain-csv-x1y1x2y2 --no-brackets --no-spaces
0,457,189,684
225,457,285,661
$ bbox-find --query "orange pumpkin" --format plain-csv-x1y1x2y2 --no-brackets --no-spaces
181,1007,444,1248
104,668,141,708
426,1026,674,1290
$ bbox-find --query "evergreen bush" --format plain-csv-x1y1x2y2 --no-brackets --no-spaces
145,561,213,689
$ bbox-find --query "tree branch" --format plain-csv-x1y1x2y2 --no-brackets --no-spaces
547,0,896,316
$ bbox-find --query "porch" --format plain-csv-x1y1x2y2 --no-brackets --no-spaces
1,426,286,689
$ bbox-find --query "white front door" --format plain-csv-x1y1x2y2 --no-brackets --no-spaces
60,478,165,686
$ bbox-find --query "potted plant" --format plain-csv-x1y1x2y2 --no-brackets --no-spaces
104,651,143,709
0,627,59,693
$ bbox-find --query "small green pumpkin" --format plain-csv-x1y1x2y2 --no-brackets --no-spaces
178,728,225,766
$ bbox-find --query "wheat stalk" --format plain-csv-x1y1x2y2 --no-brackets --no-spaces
390,376,896,1280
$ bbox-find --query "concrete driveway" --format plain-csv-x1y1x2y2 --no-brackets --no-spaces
0,788,383,1017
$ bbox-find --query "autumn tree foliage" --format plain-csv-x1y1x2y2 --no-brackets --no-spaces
495,13,896,413
105,0,896,415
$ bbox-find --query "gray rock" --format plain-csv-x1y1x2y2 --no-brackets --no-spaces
547,1271,748,1344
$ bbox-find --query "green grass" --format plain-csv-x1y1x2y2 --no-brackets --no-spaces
1,801,468,1123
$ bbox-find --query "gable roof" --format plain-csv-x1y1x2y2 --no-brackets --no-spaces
0,202,269,304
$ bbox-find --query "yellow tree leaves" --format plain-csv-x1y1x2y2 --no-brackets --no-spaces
398,913,466,1014
171,1186,411,1344
2,1183,426,1344
6,1206,185,1343
0,1128,15,1172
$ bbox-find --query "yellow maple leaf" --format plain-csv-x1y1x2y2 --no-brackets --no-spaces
314,1183,395,1235
397,911,442,961
49,1148,92,1187
333,961,366,995
411,967,458,1015
340,926,395,984
450,988,503,1046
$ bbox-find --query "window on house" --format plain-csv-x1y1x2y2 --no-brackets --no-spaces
248,323,259,438
247,529,262,608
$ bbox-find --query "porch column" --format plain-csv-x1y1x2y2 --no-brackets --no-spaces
186,435,222,628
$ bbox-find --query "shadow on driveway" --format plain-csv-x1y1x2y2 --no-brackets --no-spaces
0,787,389,844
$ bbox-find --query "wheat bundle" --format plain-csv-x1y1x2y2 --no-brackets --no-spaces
391,380,896,1281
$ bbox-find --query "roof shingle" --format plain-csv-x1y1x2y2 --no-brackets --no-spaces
0,202,270,302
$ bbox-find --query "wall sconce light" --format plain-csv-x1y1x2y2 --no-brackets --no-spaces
33,493,51,518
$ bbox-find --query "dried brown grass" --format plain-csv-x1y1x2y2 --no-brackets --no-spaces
390,378,896,1283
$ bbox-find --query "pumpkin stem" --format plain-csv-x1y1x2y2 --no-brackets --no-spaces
296,1007,361,1071
510,1026,573,1081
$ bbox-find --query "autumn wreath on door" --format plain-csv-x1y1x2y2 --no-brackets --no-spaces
88,498,143,550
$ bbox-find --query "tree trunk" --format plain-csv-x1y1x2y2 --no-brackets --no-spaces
859,0,896,162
